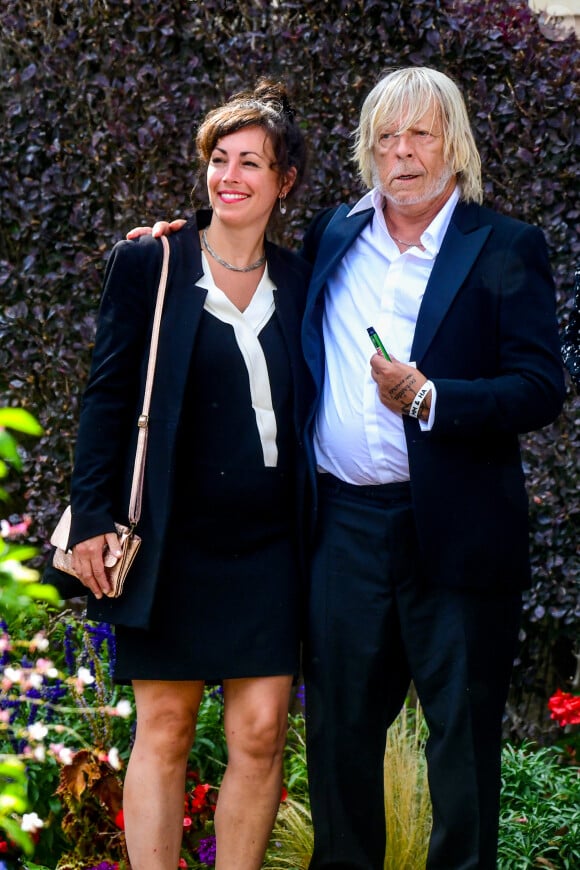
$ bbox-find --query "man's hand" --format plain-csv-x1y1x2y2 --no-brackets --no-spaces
126,219,186,240
370,353,431,421
72,532,122,599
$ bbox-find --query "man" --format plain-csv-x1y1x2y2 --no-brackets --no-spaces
128,66,565,869
299,67,564,870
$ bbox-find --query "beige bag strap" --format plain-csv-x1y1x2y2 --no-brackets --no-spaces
128,235,170,527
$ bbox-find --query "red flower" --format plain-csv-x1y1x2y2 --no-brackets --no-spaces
183,816,192,829
548,689,580,727
0,841,8,854
114,808,125,830
190,783,211,812
280,786,288,803
178,859,188,868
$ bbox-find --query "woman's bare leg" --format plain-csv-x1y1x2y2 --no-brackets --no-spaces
123,680,205,869
214,675,293,870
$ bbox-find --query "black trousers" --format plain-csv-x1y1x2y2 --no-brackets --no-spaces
304,475,522,870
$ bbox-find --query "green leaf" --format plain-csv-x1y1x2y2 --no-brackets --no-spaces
0,544,38,563
0,757,27,776
0,407,43,436
22,582,61,604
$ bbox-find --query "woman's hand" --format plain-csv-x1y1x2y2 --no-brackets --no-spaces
72,533,122,599
126,219,186,240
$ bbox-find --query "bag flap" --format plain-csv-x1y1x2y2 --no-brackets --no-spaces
50,505,72,550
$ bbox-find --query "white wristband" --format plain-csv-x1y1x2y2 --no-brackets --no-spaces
409,380,433,419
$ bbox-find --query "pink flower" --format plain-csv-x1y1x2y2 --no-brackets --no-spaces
0,634,11,654
0,516,31,538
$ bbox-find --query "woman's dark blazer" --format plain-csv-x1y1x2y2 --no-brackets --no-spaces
58,212,312,629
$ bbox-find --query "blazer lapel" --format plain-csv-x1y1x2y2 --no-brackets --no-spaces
151,224,206,422
303,205,374,396
411,203,492,363
308,205,374,300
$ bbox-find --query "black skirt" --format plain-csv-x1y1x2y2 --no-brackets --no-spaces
114,307,301,682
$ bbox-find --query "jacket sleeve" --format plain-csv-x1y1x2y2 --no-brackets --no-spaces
430,222,565,437
68,236,163,546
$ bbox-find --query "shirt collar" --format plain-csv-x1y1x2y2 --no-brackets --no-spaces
348,185,460,256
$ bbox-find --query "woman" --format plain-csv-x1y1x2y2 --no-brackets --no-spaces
66,81,310,869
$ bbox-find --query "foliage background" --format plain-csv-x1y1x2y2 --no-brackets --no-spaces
0,0,578,741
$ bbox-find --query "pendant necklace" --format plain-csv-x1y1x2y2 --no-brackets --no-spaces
201,229,266,273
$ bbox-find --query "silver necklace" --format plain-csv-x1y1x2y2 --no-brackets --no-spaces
385,217,421,248
201,229,266,273
390,233,420,248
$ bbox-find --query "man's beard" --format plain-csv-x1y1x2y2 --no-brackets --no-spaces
372,162,454,206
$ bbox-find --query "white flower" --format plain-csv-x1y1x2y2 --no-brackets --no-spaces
115,699,132,718
27,722,48,742
3,666,21,684
33,745,46,762
58,746,74,765
31,633,49,652
107,747,121,769
46,667,59,679
77,666,95,686
50,742,75,765
21,812,45,833
27,672,44,690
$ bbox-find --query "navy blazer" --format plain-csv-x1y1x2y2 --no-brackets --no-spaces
301,200,565,591
60,212,312,628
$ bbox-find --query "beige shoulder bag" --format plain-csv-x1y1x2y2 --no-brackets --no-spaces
50,235,170,597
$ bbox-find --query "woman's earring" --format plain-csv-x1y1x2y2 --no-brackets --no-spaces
279,195,287,216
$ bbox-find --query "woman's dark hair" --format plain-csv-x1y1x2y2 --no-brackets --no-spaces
195,79,307,199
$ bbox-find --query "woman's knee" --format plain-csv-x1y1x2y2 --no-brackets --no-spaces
228,705,288,763
135,705,196,759
132,684,202,762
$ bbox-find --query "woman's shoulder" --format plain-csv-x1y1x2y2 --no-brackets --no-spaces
105,221,201,285
106,232,166,273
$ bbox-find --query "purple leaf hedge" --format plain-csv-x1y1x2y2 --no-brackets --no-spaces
0,0,578,740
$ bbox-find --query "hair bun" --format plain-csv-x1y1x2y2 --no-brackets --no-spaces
253,79,296,121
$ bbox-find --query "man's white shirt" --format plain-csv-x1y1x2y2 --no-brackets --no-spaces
314,186,459,484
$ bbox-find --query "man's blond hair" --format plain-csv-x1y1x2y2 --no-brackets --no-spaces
353,67,483,204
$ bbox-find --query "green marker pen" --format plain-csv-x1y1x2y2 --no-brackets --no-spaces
367,326,391,361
